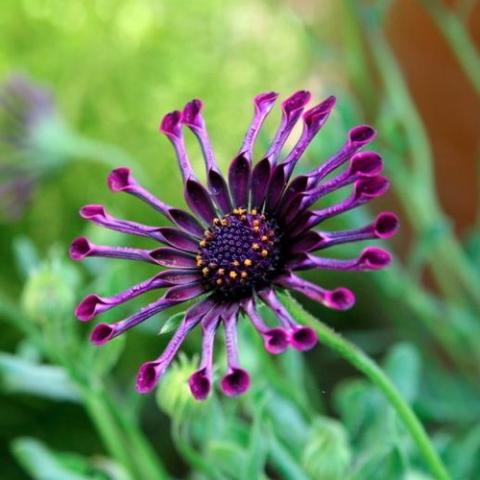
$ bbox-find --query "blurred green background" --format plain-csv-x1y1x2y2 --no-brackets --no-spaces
1,1,479,479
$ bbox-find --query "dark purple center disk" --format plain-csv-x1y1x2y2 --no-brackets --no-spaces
197,208,282,300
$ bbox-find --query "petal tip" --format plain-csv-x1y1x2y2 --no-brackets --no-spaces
349,125,376,145
264,328,289,354
188,368,211,400
290,327,318,351
136,362,160,394
69,236,92,261
108,167,133,192
359,247,392,270
181,99,203,127
79,204,107,220
160,110,182,137
75,294,102,321
220,368,250,397
90,323,114,345
374,212,399,239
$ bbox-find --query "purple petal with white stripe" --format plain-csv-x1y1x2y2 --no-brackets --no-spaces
135,301,207,393
239,91,278,162
149,248,197,268
220,307,250,396
107,168,172,217
182,99,218,172
160,111,196,182
69,237,155,264
290,247,392,271
275,273,355,310
80,204,166,243
266,90,311,165
242,298,289,354
90,296,176,345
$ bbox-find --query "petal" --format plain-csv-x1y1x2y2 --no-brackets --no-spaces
163,282,205,302
157,227,199,252
250,157,271,208
80,204,165,243
168,208,204,237
228,154,251,208
266,90,311,165
160,111,196,182
275,273,355,310
69,237,155,264
90,296,176,345
208,169,232,215
184,178,217,224
135,301,207,393
75,273,171,321
265,163,287,212
240,91,278,161
290,327,318,351
107,168,171,217
149,248,197,268
220,368,250,397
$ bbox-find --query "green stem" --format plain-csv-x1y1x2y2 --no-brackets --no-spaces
360,11,480,308
420,0,480,93
279,293,451,480
172,421,223,480
105,392,169,480
79,386,137,479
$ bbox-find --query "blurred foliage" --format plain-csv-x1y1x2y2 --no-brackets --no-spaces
1,0,480,479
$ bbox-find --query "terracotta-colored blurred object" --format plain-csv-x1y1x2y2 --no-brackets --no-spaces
386,0,480,234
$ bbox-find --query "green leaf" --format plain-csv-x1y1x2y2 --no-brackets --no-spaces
384,343,421,404
12,236,40,279
158,311,185,335
89,334,126,377
301,417,352,480
0,353,80,402
11,437,99,480
242,394,268,480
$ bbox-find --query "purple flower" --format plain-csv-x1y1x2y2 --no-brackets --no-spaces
0,74,58,220
70,91,398,399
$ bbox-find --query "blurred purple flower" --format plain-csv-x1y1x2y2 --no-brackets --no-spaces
0,74,60,219
71,91,398,399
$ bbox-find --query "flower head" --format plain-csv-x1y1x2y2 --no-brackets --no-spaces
0,74,67,220
71,91,398,399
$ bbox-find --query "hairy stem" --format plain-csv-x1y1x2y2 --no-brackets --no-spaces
279,293,451,480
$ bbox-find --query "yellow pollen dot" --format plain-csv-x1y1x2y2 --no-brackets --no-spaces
253,219,260,227
252,243,260,250
251,209,257,215
232,260,240,267
233,208,240,215
261,249,268,257
196,259,204,267
241,271,248,278
244,259,253,267
213,218,220,225
216,278,223,285
202,267,209,276
199,240,207,247
261,235,268,242
218,268,225,276
253,226,260,233
229,271,238,279
221,219,228,226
